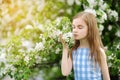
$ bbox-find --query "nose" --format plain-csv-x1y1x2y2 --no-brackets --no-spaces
72,28,77,33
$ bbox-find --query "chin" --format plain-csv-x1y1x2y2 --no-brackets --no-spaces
73,36,81,40
74,38,80,40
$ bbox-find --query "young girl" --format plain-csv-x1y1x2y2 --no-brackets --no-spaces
60,12,110,80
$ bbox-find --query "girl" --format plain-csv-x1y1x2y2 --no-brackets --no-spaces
60,12,110,80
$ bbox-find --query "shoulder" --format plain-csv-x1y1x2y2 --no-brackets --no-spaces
99,48,106,59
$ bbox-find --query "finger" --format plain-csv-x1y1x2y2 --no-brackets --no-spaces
59,34,67,45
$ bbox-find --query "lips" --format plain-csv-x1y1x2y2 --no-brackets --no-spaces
73,34,78,37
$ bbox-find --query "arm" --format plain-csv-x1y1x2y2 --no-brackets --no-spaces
59,34,72,76
61,47,72,76
100,48,110,80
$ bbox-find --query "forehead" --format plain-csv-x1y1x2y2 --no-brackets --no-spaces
72,17,86,26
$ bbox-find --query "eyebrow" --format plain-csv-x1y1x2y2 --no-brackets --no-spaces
72,24,84,27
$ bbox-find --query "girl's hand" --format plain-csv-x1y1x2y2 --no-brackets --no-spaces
59,34,68,49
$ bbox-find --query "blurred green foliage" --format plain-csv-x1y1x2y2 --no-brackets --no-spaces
0,0,120,80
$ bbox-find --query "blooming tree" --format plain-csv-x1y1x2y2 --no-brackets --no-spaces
0,0,120,80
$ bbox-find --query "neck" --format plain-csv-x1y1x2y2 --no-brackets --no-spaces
79,38,89,48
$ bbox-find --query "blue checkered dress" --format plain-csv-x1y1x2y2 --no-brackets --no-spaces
72,48,102,80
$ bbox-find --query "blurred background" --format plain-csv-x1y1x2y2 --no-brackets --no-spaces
0,0,120,80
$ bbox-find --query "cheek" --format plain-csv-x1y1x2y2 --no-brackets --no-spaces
84,29,88,36
79,29,88,37
80,29,87,34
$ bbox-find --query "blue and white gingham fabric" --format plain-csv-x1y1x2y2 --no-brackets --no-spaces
72,48,102,80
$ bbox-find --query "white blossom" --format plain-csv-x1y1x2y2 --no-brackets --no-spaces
116,44,120,49
108,55,113,60
97,9,107,23
27,48,35,52
108,25,112,31
107,9,118,21
55,48,61,54
0,48,6,63
108,62,112,67
75,0,81,5
2,75,14,80
87,0,97,8
62,32,73,42
10,65,16,73
35,55,42,63
63,25,69,31
83,4,90,10
39,34,46,43
18,49,25,53
35,42,45,51
84,9,96,16
102,11,107,20
39,34,44,39
25,24,33,29
104,46,108,50
38,24,44,32
0,53,6,63
67,0,74,6
115,29,120,37
24,56,30,64
98,0,104,7
22,40,34,49
59,9,64,15
3,14,11,23
55,17,62,26
43,58,47,61
99,24,104,31
100,3,108,10
54,30,62,37
14,55,22,62
49,29,62,38
66,8,72,15
1,64,12,75
36,0,45,11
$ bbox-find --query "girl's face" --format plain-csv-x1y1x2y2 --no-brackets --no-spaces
72,17,88,40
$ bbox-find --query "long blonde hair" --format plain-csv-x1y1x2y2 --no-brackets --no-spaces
70,12,104,67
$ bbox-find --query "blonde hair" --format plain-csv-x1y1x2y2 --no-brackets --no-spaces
70,12,104,67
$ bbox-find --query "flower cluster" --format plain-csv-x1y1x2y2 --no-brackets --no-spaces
35,42,45,51
0,0,119,79
107,9,118,21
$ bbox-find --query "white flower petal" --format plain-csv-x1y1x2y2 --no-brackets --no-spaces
84,9,96,16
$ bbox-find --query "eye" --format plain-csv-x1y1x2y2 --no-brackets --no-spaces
78,25,83,29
